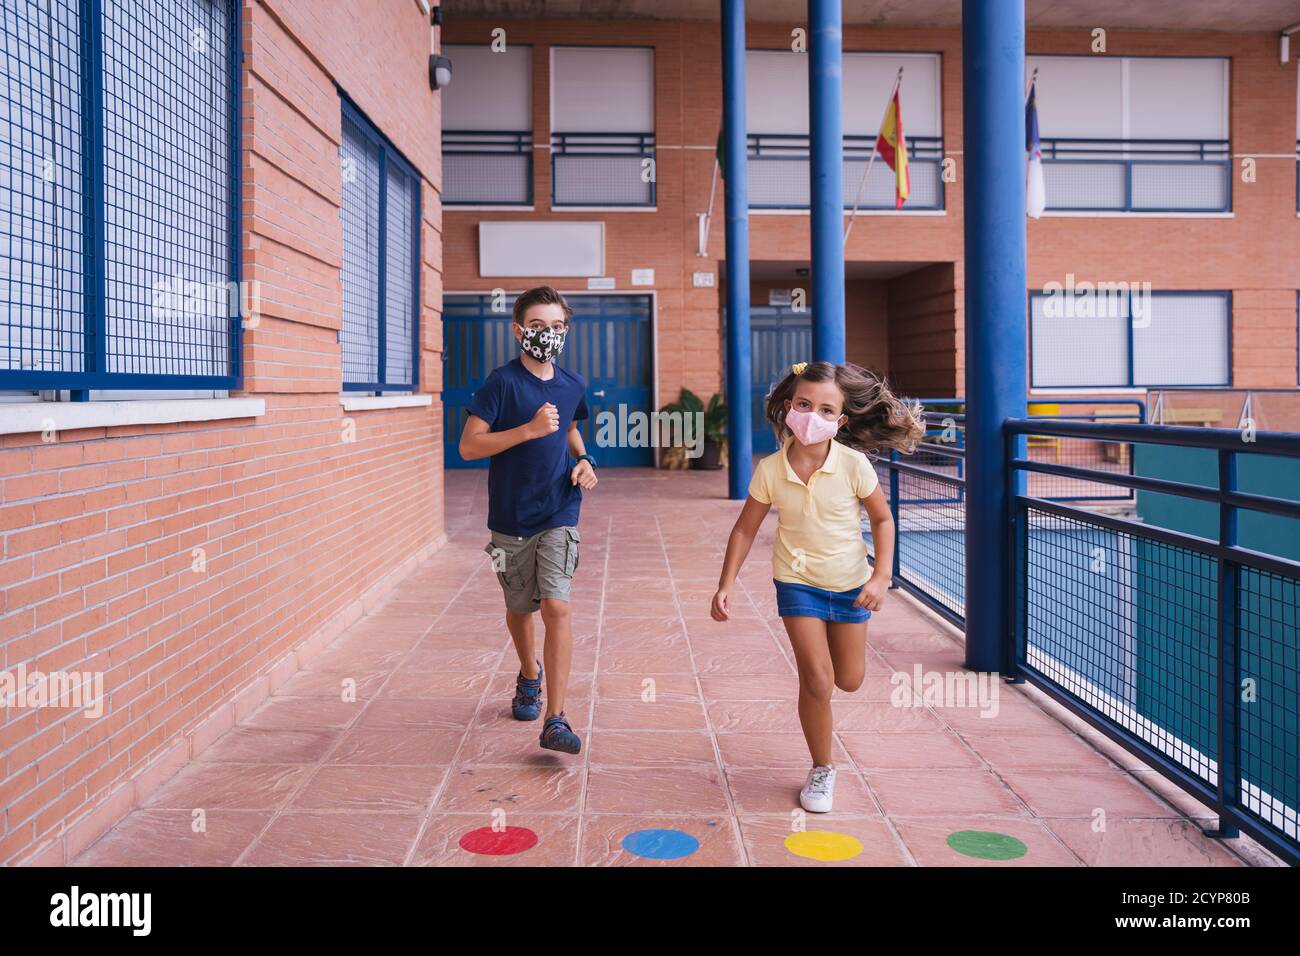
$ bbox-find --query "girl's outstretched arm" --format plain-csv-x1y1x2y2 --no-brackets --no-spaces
856,484,894,611
711,495,771,621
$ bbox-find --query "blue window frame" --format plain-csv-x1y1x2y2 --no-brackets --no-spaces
339,97,420,393
443,130,533,206
0,0,241,396
1038,137,1231,213
1029,289,1232,389
551,132,656,207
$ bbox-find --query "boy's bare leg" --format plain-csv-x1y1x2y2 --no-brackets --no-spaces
505,610,539,679
539,598,571,717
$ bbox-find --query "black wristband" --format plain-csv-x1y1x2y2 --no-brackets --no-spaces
577,453,597,469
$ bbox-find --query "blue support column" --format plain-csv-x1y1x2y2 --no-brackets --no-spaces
962,0,1027,673
808,0,844,364
722,0,753,499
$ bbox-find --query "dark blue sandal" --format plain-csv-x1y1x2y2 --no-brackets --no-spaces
539,711,581,754
511,661,543,721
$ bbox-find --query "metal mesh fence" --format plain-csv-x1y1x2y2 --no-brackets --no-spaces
102,0,233,377
1023,507,1219,785
1237,565,1300,842
0,0,84,374
1,0,237,387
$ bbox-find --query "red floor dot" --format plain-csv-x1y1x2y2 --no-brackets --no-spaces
458,826,539,856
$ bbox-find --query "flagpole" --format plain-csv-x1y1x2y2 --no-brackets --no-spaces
843,66,903,245
699,156,719,257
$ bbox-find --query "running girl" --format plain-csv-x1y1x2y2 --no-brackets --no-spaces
710,360,924,812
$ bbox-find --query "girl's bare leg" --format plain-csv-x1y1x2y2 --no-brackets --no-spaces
827,620,870,692
782,616,836,767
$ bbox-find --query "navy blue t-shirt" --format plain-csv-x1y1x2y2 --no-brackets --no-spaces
466,358,589,537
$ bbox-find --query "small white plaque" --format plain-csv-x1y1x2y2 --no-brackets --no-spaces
587,276,616,290
692,272,715,288
631,268,655,286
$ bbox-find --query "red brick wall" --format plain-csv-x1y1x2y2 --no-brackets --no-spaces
886,263,961,397
845,279,890,374
443,18,1299,400
0,0,445,865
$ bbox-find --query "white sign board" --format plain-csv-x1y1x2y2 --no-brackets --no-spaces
631,268,655,286
478,221,604,277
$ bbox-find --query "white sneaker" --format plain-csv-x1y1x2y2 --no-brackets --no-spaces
799,764,837,813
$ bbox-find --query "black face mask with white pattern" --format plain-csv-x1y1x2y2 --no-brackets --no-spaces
518,325,567,363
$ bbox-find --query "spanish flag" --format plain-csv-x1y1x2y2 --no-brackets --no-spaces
875,88,910,208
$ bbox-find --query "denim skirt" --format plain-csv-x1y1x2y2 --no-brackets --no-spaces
774,579,871,623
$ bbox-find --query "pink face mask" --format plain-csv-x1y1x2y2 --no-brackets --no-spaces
785,407,841,445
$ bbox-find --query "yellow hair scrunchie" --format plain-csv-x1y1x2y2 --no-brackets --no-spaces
791,362,808,376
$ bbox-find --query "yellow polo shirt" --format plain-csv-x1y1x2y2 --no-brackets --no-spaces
748,437,880,592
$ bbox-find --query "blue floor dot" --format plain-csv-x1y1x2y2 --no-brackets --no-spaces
621,828,700,860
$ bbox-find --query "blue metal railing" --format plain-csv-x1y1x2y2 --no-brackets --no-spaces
1006,419,1300,866
869,409,967,627
551,131,656,207
1037,137,1230,213
747,133,945,210
442,130,533,206
910,397,1146,502
0,0,242,396
867,398,1151,628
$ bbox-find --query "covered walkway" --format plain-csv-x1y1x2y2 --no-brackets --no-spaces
71,469,1260,866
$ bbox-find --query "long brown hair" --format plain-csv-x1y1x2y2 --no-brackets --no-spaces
764,361,924,454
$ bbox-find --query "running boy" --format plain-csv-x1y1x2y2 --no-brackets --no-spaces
459,286,598,754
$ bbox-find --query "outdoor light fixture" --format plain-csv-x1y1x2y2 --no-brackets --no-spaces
1282,22,1300,64
430,54,452,89
429,5,451,90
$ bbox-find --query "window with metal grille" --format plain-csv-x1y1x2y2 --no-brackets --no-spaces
0,0,240,395
550,47,655,207
1027,55,1230,213
1030,290,1231,388
339,98,420,393
746,50,945,211
442,44,532,206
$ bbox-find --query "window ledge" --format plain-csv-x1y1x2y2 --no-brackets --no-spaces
0,397,265,436
1039,211,1233,219
551,206,659,213
339,394,433,412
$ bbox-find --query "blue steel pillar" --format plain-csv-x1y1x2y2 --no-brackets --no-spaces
808,0,844,364
722,0,753,499
962,0,1027,673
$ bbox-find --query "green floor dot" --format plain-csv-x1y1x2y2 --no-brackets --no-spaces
946,829,1027,861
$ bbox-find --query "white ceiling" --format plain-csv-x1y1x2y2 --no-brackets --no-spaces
449,1,1300,32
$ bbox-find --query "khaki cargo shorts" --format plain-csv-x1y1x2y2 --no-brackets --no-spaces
483,525,581,614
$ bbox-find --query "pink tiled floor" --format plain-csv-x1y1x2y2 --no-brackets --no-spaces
71,467,1254,867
